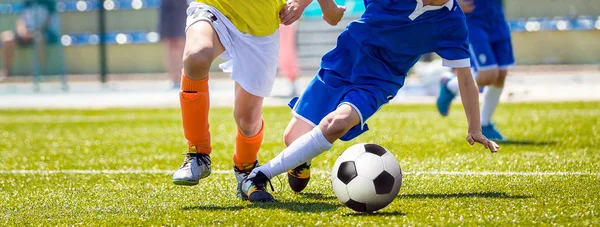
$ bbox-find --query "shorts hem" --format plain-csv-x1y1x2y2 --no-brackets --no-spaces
292,111,318,127
339,102,365,130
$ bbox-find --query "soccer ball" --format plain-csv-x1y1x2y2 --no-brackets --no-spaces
331,143,402,213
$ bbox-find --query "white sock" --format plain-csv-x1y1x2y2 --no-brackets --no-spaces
446,77,459,95
481,85,503,126
256,127,333,179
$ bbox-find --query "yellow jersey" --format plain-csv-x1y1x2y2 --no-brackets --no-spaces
197,0,286,36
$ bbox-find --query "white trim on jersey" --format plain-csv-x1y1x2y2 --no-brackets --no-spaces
409,0,454,20
442,58,471,68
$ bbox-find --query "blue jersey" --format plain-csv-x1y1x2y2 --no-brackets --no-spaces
292,0,472,141
465,0,510,41
321,0,470,96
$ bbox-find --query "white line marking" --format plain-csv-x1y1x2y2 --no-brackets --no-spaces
0,170,598,176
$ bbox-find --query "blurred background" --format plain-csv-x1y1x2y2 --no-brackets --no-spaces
0,0,599,108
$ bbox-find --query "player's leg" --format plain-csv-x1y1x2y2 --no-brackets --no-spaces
278,23,300,97
165,38,186,88
1,31,18,78
226,23,281,199
284,115,317,192
241,104,359,201
232,82,266,198
437,38,499,116
480,38,514,141
172,19,225,186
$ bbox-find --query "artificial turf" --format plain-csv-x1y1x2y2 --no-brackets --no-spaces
1,101,599,225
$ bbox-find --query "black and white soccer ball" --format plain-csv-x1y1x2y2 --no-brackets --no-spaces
331,143,402,213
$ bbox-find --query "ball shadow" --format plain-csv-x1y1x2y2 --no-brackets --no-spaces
248,200,341,213
344,210,406,217
495,139,557,146
298,192,337,200
400,192,531,199
180,205,245,211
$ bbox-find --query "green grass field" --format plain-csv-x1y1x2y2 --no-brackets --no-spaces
1,101,599,226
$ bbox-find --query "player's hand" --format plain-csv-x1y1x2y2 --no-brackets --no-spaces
322,4,345,26
280,0,311,25
458,0,475,13
466,132,499,153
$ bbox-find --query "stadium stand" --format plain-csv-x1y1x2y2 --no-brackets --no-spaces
0,0,599,75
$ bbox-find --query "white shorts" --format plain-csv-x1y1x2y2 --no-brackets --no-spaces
186,3,280,97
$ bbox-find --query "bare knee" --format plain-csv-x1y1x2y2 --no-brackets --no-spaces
319,113,356,141
493,69,508,87
283,118,314,146
234,110,262,137
1,31,14,42
182,47,214,80
475,69,500,87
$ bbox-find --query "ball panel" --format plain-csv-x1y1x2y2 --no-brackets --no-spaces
338,143,368,162
346,176,376,203
392,174,403,197
345,199,369,213
355,152,384,180
366,194,397,213
331,177,350,203
337,161,358,184
364,143,388,156
381,152,402,178
373,171,395,194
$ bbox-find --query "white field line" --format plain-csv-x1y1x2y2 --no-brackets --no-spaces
0,169,598,176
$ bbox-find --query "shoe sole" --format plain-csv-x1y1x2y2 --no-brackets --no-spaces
172,180,199,186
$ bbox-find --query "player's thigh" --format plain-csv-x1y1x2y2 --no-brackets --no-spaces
318,104,361,142
229,32,279,97
182,21,224,78
233,82,264,136
283,117,315,146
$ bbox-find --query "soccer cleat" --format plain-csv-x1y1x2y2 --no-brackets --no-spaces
234,161,260,199
436,76,457,116
172,150,211,186
287,162,311,192
240,170,274,202
482,123,506,141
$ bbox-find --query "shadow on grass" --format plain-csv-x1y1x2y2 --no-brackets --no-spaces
400,192,531,199
298,192,337,200
496,140,557,146
249,200,340,213
181,205,245,211
344,210,406,217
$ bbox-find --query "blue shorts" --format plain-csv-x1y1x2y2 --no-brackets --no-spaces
467,21,515,71
288,69,399,141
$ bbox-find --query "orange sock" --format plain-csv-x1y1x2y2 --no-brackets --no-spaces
233,120,264,170
180,74,211,155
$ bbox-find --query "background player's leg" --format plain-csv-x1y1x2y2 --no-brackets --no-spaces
1,31,18,78
479,68,507,140
172,21,224,186
278,23,300,97
165,38,185,88
232,82,265,170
